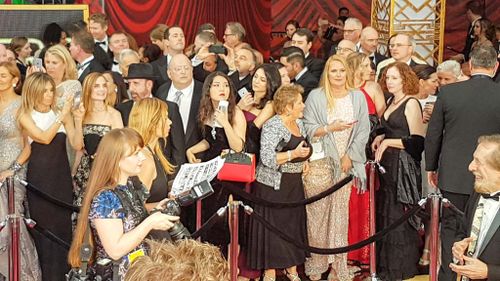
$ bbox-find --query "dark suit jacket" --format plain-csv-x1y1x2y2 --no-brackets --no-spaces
457,192,500,281
116,99,186,167
93,45,112,71
425,75,500,194
462,21,478,61
150,55,171,85
372,52,388,69
155,80,203,155
193,58,229,83
295,69,319,101
229,71,252,101
305,54,325,80
78,59,106,84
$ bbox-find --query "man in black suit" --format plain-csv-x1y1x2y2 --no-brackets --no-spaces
88,13,112,70
151,25,186,85
450,0,483,62
291,28,325,80
108,31,130,73
191,31,229,83
116,63,185,167
359,27,387,69
280,47,318,101
229,46,256,98
69,30,105,84
450,135,500,281
155,54,203,161
425,45,500,281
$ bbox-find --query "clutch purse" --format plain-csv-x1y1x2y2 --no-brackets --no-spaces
217,150,256,183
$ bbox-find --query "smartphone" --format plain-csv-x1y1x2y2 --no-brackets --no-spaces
238,87,250,98
34,58,43,69
218,100,229,114
73,90,82,110
208,44,227,55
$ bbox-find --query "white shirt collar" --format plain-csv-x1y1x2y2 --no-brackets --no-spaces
295,66,308,80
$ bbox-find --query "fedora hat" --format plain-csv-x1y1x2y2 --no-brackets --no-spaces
123,63,158,80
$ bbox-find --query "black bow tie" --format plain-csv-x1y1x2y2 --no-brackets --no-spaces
113,61,119,65
481,193,500,201
96,41,106,45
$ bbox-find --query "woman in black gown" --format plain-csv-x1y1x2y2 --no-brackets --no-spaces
186,71,246,254
247,84,312,281
17,72,84,280
128,98,174,207
372,62,425,281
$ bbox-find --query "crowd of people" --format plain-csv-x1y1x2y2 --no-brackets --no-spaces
0,1,500,280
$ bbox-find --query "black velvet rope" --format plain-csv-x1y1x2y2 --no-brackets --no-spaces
221,175,353,208
21,180,80,212
32,224,71,250
191,206,227,239
248,202,423,255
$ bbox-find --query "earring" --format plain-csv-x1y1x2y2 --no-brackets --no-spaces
12,84,16,88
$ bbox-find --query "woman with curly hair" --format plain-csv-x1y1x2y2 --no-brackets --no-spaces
372,62,425,280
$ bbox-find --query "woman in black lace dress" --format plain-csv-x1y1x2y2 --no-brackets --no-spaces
372,62,425,281
73,73,123,210
185,71,246,254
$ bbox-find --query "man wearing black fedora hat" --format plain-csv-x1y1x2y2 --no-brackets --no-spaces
116,62,186,167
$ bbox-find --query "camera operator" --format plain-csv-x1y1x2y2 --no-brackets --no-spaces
316,15,346,60
68,128,179,281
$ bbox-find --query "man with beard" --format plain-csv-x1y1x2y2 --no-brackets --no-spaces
450,135,500,281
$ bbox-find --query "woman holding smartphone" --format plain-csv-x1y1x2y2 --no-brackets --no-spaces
302,55,369,281
185,71,246,255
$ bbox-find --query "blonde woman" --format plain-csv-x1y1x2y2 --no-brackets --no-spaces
129,98,174,209
17,72,83,280
73,72,123,209
302,55,369,281
69,128,178,280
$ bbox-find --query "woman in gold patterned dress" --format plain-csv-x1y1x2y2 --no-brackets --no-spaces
302,55,369,281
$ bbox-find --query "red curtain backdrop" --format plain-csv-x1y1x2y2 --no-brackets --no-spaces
77,0,499,61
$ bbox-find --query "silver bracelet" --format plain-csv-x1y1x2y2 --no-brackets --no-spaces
287,150,292,162
9,161,22,173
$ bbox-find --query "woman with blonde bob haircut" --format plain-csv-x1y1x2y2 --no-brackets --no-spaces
129,98,175,209
73,72,123,211
18,72,83,280
45,44,78,84
69,128,178,280
302,55,369,280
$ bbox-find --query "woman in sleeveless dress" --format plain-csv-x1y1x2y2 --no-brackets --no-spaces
247,84,311,281
73,73,123,211
129,98,174,208
17,73,84,281
186,72,246,254
372,62,425,280
345,52,386,266
0,62,41,281
302,55,370,281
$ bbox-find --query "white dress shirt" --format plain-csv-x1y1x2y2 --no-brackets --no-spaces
294,66,309,81
166,81,194,133
95,36,109,53
474,193,500,257
77,56,94,78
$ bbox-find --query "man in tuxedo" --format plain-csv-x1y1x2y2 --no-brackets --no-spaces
450,135,500,281
109,32,130,73
69,30,105,84
280,47,318,101
155,54,203,160
88,13,112,70
116,63,185,167
425,45,500,281
450,0,483,62
229,46,256,97
191,31,229,83
291,28,325,80
359,27,387,69
151,25,186,84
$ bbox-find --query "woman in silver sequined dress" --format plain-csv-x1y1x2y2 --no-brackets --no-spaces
0,62,41,281
302,55,369,281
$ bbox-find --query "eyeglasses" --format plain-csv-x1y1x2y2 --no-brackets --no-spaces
223,33,235,37
389,43,412,49
336,47,354,53
343,29,360,34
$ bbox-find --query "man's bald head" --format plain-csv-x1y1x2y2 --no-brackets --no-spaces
168,54,193,89
337,39,356,58
360,27,379,55
0,44,7,63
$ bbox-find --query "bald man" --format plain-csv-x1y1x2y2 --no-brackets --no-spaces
359,27,387,68
335,39,356,58
0,44,7,63
343,17,363,45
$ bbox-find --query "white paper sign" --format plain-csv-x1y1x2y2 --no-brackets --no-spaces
171,156,225,196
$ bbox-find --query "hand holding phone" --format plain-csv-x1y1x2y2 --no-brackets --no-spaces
34,58,43,70
218,100,229,114
73,90,82,110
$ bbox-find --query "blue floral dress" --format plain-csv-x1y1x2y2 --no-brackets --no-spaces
89,182,149,280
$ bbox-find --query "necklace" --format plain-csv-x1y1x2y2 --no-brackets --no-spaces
392,94,407,105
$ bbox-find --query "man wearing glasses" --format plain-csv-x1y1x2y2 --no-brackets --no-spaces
343,17,363,48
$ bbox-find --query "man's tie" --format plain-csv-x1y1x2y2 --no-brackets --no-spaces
481,193,499,201
95,41,106,46
461,202,485,281
173,90,183,108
